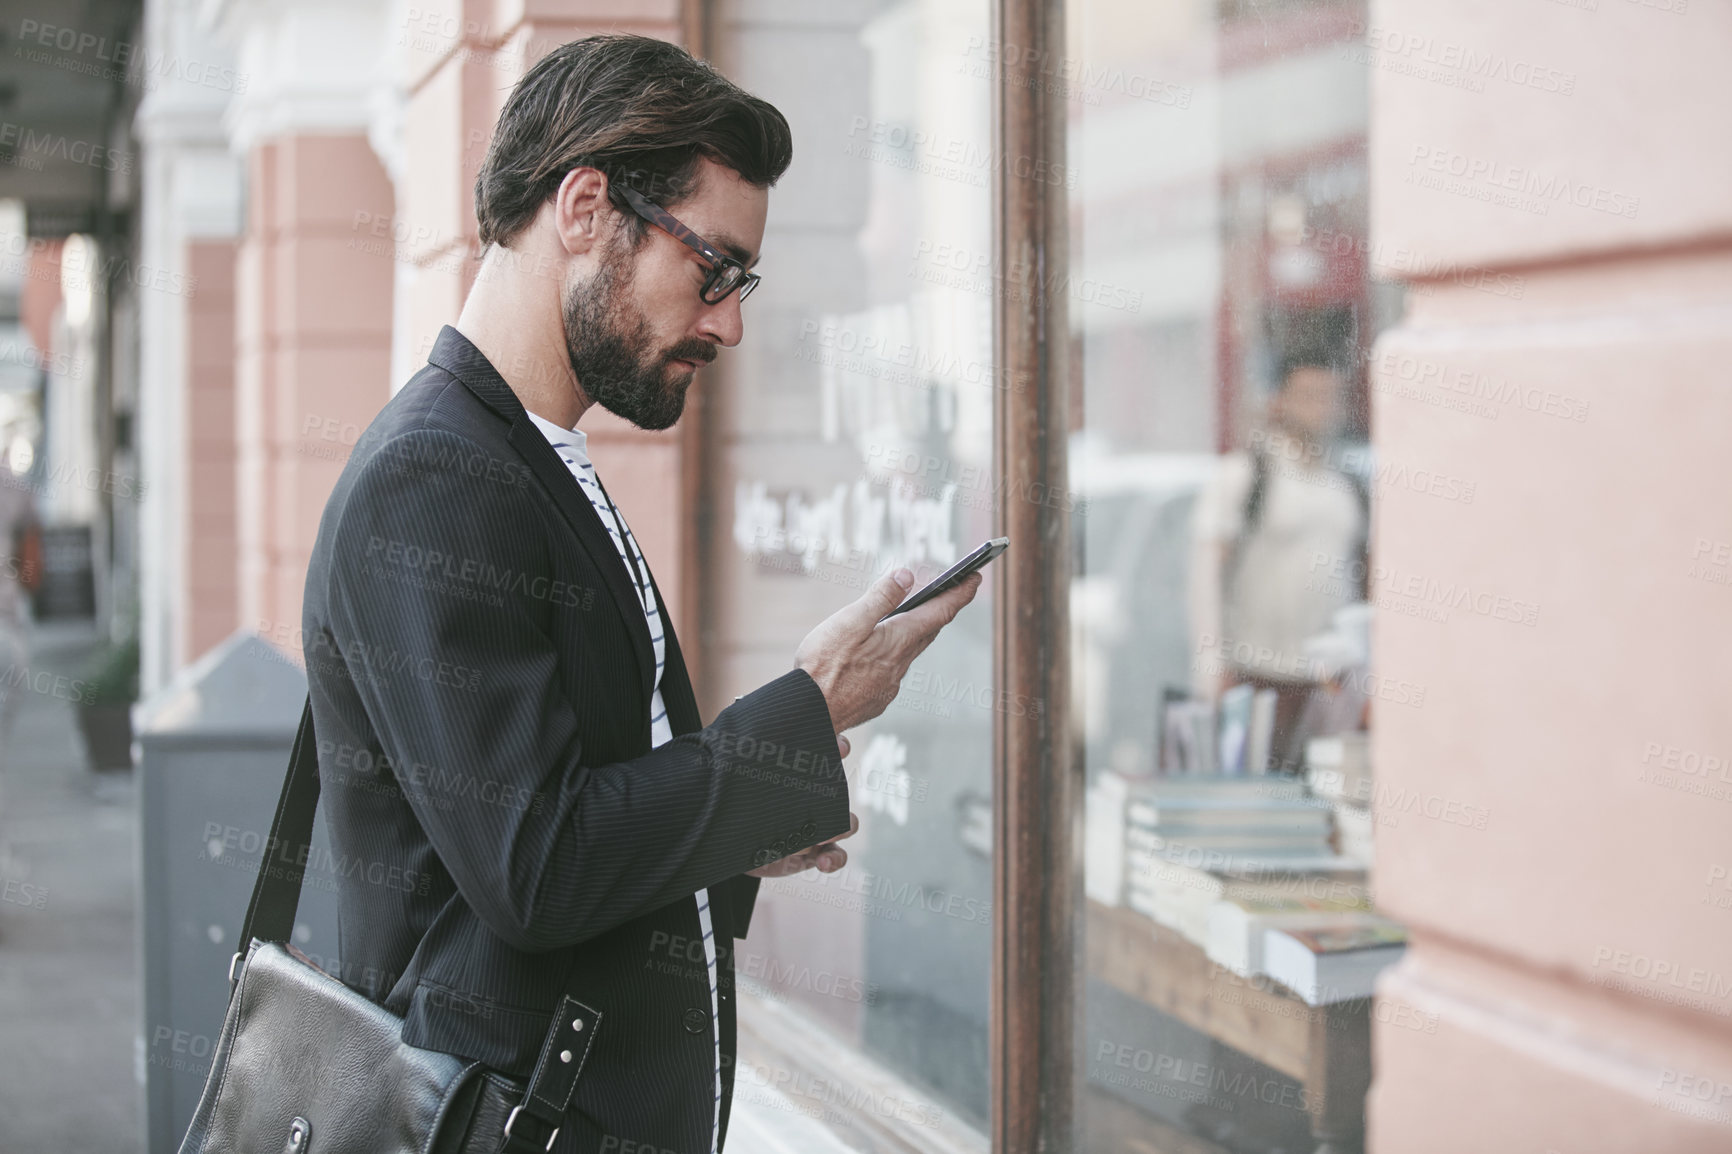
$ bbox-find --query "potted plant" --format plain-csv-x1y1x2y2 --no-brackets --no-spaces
76,631,139,771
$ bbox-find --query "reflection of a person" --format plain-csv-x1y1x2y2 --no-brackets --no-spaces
0,443,36,734
1190,354,1367,771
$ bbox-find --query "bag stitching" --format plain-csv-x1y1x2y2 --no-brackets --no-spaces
527,996,602,1117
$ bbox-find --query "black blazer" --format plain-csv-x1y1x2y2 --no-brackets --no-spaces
300,326,851,1154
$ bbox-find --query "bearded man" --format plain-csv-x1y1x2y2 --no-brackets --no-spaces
299,34,978,1154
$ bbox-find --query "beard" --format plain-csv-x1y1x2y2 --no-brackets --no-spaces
561,242,714,431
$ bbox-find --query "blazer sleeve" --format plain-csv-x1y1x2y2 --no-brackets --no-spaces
707,874,764,941
318,428,849,954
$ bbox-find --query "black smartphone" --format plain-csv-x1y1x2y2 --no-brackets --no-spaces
879,537,1009,621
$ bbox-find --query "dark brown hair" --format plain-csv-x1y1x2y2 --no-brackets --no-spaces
474,34,793,249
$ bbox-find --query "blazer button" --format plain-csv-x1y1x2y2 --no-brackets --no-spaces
801,820,817,840
683,1007,709,1035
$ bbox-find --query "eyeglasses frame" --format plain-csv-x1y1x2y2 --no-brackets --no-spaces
613,183,760,305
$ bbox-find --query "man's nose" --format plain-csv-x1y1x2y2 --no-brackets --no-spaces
696,292,745,348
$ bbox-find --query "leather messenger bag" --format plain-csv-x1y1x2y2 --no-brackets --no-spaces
177,698,600,1154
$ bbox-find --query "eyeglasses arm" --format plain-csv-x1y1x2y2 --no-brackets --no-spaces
616,184,726,269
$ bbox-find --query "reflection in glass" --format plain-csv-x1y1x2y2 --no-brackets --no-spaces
712,0,995,1139
1071,3,1397,1152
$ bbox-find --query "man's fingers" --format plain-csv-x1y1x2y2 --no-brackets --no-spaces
750,844,847,877
873,570,983,646
768,819,860,876
751,854,809,878
843,568,915,631
837,733,851,758
902,570,983,629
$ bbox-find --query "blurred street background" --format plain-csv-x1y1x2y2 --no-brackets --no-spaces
0,619,137,1151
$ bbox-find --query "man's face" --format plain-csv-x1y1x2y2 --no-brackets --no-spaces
1272,364,1342,442
562,157,767,431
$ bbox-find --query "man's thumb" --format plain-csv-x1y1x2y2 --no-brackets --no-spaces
862,567,915,622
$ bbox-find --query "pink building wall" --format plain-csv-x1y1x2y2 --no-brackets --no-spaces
1366,0,1732,1148
20,238,63,366
234,135,395,653
182,238,238,659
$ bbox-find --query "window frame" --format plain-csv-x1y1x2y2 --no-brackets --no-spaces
989,0,1078,1151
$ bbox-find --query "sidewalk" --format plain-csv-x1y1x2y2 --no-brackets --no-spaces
0,618,141,1152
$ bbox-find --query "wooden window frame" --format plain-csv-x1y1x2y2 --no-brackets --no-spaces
990,0,1076,1151
689,0,1077,1148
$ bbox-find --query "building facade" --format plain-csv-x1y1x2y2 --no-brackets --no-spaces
127,0,1732,1150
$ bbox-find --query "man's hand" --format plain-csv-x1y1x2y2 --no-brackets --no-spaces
755,568,977,879
748,812,859,878
795,567,983,736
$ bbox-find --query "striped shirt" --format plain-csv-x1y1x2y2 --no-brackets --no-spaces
527,411,722,1154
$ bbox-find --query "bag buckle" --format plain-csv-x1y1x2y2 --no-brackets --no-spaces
504,1105,559,1151
229,952,246,983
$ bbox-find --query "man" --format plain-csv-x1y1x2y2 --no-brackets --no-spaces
1189,352,1368,771
300,35,979,1154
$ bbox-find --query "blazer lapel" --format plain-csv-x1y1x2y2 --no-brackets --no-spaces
428,328,654,705
508,421,656,705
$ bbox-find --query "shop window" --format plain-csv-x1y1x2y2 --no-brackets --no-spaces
1071,3,1400,1151
708,1,997,1145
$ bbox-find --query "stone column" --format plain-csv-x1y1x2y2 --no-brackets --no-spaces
214,0,397,659
1365,1,1732,1150
135,0,253,688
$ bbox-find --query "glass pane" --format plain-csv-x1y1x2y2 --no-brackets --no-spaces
1070,3,1397,1151
710,0,995,1139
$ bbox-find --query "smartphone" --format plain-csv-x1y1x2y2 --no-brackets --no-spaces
879,537,1009,621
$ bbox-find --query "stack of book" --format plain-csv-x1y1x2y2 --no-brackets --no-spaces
1083,772,1129,906
1262,919,1407,1005
1204,890,1377,977
1120,777,1348,937
1131,852,1370,947
1124,776,1332,863
1306,733,1374,863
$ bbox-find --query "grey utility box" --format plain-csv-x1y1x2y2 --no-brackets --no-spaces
135,631,340,1154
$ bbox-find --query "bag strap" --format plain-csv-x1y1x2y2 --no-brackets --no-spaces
230,697,321,974
233,695,603,1153
1223,447,1270,595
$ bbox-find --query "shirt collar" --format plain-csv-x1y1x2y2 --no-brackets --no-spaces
523,408,590,459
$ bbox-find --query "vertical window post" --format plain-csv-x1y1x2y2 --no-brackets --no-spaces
992,0,1076,1150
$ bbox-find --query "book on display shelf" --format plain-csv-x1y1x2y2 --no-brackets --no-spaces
1084,772,1129,905
1160,697,1217,774
1217,683,1255,774
1122,776,1339,942
1131,775,1309,800
1246,688,1278,775
1304,731,1375,863
1127,828,1331,856
1305,731,1372,804
1262,919,1407,1005
1127,850,1370,946
1128,794,1331,831
1204,891,1378,977
1331,800,1375,863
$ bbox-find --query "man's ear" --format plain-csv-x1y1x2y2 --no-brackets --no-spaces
552,167,615,258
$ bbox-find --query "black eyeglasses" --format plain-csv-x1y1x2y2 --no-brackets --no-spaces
615,184,761,305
